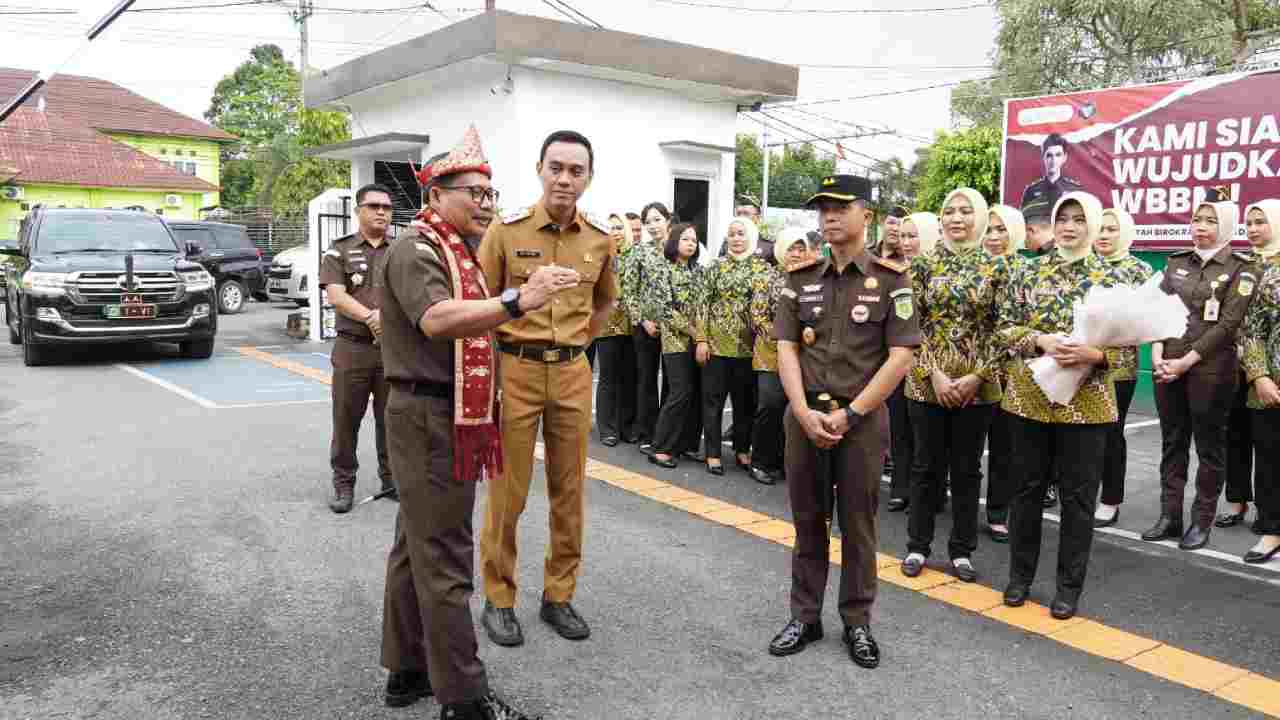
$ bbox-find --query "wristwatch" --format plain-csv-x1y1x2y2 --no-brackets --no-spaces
500,287,524,319
844,405,863,428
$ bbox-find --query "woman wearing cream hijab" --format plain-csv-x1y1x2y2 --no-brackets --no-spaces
996,191,1126,620
900,188,1003,584
1089,208,1155,528
1239,199,1280,563
980,205,1027,543
1145,194,1255,552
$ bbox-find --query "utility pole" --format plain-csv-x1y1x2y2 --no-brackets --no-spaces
486,0,496,10
293,0,314,98
761,123,770,221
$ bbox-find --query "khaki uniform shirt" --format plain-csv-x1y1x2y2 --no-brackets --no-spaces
774,251,921,402
477,202,617,348
376,230,459,385
1160,246,1258,377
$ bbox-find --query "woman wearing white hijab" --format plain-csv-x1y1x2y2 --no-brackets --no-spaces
1239,199,1280,563
900,188,1005,584
980,205,1027,542
997,191,1127,620
1144,193,1257,552
695,217,771,475
885,212,942,512
1090,208,1155,527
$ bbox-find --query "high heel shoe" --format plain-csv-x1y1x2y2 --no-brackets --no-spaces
1093,507,1120,528
1214,505,1249,528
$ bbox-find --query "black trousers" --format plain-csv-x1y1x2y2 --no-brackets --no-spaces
906,400,993,560
653,350,701,456
1099,379,1138,506
1007,415,1106,600
1155,368,1236,528
631,326,662,444
1250,410,1280,535
703,356,756,459
886,382,912,501
751,371,785,471
594,334,636,440
1225,375,1254,504
986,409,1016,524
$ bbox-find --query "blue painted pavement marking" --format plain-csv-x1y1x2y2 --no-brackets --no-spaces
118,354,330,409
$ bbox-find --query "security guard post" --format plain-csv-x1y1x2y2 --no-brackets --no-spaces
478,130,615,646
768,175,920,669
320,183,397,514
377,126,560,719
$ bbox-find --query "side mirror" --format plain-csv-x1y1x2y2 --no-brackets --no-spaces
185,241,204,257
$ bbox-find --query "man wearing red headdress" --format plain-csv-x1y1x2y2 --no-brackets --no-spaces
376,125,571,719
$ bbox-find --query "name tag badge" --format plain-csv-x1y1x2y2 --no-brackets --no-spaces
1204,298,1221,322
1176,268,1189,277
803,284,822,293
799,294,823,302
515,249,542,258
857,294,880,303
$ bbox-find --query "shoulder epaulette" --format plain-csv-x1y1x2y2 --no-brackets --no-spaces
582,212,610,234
786,257,819,273
1233,251,1258,263
1168,249,1194,257
502,206,533,225
872,256,907,274
323,248,342,258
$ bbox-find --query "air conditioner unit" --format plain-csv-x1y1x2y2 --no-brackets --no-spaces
1,186,24,201
164,194,182,208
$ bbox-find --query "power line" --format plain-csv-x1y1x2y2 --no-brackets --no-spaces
0,8,77,13
756,110,891,166
655,0,989,14
129,0,282,11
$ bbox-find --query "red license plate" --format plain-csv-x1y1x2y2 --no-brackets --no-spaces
121,304,156,318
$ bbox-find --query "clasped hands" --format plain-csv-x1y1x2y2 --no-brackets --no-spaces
798,406,853,450
1036,333,1105,369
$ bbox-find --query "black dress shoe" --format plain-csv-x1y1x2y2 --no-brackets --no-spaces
1093,507,1119,528
886,498,908,513
481,601,524,647
385,670,433,707
843,625,880,669
1003,583,1031,607
1141,516,1182,542
1179,524,1212,550
900,554,924,577
601,435,619,447
749,466,776,486
620,434,637,444
706,462,725,476
768,618,823,656
736,457,753,472
540,598,590,640
649,454,678,469
951,558,978,583
1042,485,1058,508
681,449,705,462
1214,507,1248,528
1050,596,1078,620
442,693,541,720
328,487,354,514
1244,543,1280,564
638,443,655,457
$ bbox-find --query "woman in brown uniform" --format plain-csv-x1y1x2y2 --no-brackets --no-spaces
1143,196,1256,551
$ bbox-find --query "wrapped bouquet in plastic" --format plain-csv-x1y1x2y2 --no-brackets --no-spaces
1029,273,1189,405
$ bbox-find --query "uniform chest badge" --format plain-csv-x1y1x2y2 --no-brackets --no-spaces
802,327,816,345
864,277,879,290
851,305,870,323
812,306,824,318
1218,273,1230,283
351,273,364,287
1239,277,1256,296
584,253,593,263
1176,268,1189,277
803,284,822,293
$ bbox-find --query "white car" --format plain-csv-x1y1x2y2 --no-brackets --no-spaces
265,245,312,307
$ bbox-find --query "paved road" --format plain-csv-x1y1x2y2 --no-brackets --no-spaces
1,300,1277,718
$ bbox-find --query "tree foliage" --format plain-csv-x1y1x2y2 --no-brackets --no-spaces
733,134,836,211
913,126,1002,213
204,44,350,214
953,0,1280,127
870,156,916,216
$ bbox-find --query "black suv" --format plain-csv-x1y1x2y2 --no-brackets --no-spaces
2,208,218,366
167,220,265,314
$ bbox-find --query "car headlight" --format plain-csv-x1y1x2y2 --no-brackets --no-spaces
23,272,69,293
181,270,214,292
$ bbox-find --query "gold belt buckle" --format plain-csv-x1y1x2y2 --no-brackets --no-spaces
543,349,560,363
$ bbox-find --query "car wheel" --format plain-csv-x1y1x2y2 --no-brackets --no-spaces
180,338,215,359
22,326,49,366
218,280,246,314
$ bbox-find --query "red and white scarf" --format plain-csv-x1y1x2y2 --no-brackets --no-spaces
412,209,502,483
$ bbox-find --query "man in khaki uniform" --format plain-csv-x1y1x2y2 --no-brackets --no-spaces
478,130,616,646
319,183,397,514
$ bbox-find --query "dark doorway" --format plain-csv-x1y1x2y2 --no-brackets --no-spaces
673,178,710,250
374,160,422,230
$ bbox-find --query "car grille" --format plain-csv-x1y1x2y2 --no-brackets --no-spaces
269,267,293,280
69,271,182,304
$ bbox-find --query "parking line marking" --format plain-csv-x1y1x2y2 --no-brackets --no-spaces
236,346,332,385
115,363,219,409
217,399,330,409
574,454,1277,713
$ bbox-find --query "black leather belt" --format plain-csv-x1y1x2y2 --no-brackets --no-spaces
806,391,852,409
499,342,583,364
389,379,453,398
338,331,375,345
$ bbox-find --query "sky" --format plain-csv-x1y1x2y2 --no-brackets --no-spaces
0,0,1001,170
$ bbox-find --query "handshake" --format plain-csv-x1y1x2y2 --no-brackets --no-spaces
519,264,582,313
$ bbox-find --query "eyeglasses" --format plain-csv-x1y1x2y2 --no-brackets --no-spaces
359,203,394,213
437,185,500,205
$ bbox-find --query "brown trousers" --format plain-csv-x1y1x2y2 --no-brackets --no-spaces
480,353,593,607
380,389,488,705
1155,367,1236,528
784,405,887,628
330,338,390,489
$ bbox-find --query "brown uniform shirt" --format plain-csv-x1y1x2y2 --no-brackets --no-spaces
319,232,392,340
477,202,617,348
774,251,921,401
376,230,459,384
1160,246,1258,376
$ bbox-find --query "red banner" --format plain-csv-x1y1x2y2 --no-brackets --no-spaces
1001,70,1280,249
